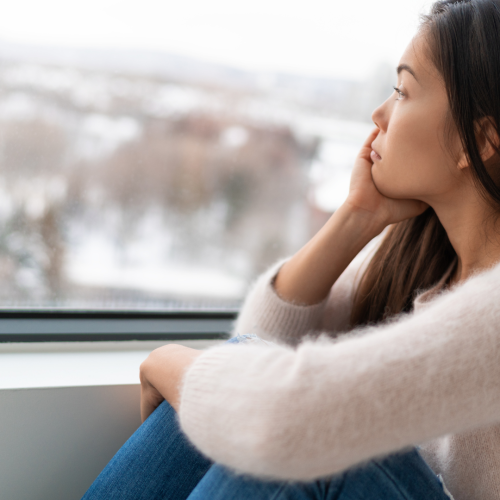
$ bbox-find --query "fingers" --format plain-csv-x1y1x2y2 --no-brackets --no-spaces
356,128,380,163
361,127,380,149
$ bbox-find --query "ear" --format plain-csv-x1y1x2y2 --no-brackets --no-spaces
457,116,500,170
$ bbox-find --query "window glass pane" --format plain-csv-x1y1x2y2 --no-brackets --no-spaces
0,0,428,309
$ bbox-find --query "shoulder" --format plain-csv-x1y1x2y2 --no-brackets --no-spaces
412,257,500,320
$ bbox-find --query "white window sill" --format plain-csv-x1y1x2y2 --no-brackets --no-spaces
0,339,224,390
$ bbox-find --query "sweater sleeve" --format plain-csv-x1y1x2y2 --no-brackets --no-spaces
232,240,378,346
179,261,500,481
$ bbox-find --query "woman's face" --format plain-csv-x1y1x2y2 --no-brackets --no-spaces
370,32,463,203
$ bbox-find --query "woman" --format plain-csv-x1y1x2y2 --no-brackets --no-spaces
83,0,500,498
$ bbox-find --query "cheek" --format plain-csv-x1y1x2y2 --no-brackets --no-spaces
371,110,453,199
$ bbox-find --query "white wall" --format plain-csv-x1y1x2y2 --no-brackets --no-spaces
0,384,141,500
0,339,223,500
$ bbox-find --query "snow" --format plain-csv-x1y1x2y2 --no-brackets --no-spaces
66,238,246,299
68,262,245,299
65,226,246,299
76,114,141,159
0,60,375,302
220,125,249,149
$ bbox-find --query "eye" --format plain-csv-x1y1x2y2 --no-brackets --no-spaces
393,85,405,100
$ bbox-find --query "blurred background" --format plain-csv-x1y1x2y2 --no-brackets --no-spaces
0,0,432,309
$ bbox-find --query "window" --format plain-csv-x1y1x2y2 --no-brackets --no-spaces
0,0,428,314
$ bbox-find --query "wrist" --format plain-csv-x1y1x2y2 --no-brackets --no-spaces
336,200,388,241
273,198,389,306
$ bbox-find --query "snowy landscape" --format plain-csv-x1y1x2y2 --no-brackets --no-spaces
0,42,381,309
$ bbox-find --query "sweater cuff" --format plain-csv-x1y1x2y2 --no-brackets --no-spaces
257,276,329,340
233,259,329,345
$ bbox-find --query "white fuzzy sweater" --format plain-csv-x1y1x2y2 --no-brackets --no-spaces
178,246,500,500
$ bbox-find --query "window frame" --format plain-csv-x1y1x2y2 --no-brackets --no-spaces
0,310,236,342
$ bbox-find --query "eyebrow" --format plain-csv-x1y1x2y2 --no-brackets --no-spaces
397,63,419,82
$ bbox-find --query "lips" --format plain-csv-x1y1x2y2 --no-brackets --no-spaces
371,142,382,160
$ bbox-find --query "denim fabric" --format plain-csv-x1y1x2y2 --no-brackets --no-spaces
225,333,277,346
188,448,451,500
81,400,212,500
82,335,453,500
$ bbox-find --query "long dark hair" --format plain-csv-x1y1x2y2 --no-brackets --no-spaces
351,0,500,326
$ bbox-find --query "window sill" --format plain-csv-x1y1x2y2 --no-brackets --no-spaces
0,339,225,390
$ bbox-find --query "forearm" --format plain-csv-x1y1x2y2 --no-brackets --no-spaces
274,203,385,305
179,263,500,480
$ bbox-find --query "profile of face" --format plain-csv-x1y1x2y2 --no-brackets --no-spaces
370,32,466,204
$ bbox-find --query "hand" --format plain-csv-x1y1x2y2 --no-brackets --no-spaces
273,128,429,307
139,344,203,422
345,127,429,228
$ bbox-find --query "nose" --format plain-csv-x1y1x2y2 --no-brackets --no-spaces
371,94,391,132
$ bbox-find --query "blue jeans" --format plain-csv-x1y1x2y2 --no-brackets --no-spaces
82,336,452,500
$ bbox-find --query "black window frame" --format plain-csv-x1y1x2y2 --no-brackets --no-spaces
0,310,237,342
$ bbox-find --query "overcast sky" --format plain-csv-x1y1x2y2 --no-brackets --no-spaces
0,0,433,81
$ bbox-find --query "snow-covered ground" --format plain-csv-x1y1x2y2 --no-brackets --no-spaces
0,61,373,304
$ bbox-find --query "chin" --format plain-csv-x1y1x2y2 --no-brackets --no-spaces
371,166,415,199
372,165,395,197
